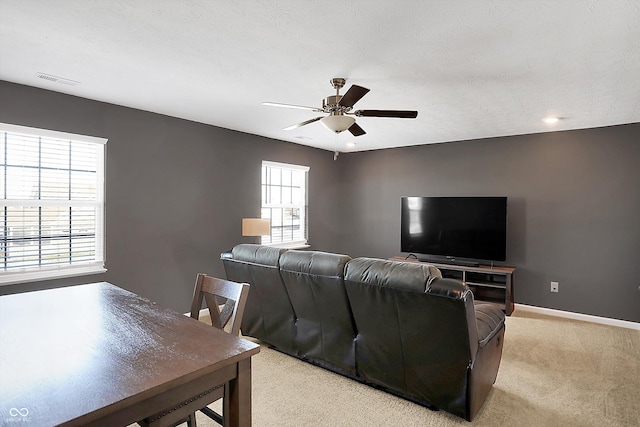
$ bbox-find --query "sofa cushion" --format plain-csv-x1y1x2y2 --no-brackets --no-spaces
344,257,441,292
279,250,356,376
280,250,350,277
231,243,283,266
344,257,476,419
223,244,294,351
474,303,505,347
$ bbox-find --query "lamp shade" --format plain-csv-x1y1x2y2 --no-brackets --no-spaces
320,114,355,133
242,218,271,236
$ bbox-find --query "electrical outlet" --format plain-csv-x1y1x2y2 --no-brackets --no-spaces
551,281,559,293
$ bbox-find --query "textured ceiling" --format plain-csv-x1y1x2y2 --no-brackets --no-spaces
1,0,639,152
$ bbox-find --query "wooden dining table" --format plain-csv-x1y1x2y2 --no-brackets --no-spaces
0,282,260,426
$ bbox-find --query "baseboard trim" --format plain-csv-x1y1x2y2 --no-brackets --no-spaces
183,308,210,319
514,304,640,331
188,303,640,331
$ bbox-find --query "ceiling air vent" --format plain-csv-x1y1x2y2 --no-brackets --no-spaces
35,72,80,86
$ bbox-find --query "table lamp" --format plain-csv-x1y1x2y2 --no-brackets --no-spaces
242,218,271,243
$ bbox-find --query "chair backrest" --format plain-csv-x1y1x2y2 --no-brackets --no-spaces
189,273,250,336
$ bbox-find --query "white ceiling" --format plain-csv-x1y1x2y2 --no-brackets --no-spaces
1,0,639,152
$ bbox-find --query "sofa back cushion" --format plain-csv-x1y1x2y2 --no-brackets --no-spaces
222,244,295,351
344,257,476,414
231,243,283,265
280,250,356,376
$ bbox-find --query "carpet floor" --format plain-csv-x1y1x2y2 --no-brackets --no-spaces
184,309,640,426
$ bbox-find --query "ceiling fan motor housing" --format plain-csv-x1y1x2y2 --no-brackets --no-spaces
323,95,350,113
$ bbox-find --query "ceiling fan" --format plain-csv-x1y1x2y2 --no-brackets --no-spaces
262,78,418,137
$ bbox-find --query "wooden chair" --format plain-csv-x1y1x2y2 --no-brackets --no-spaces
139,274,250,427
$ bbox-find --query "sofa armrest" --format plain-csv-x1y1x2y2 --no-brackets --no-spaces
474,303,505,347
427,277,470,298
427,277,480,360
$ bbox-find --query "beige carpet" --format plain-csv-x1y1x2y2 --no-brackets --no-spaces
190,310,640,426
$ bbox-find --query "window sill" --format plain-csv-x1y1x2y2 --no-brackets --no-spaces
0,264,107,286
264,242,310,250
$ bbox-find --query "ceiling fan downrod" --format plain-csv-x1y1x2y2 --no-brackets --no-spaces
324,78,347,113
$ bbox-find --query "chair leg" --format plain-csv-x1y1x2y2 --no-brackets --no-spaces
200,406,223,425
186,413,197,427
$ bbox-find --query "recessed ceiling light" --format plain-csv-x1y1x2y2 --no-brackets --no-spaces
346,141,356,148
542,116,561,124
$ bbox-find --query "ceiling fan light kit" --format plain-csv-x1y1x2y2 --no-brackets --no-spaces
320,114,356,133
263,78,418,137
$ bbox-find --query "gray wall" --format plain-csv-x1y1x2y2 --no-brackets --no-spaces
336,125,640,322
1,81,639,322
0,81,343,311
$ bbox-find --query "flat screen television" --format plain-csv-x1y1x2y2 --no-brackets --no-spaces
400,196,507,263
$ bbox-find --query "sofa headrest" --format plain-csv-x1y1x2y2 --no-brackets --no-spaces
230,244,286,267
345,257,442,293
280,250,351,278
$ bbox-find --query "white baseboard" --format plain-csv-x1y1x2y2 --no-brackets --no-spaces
183,308,210,319
188,304,639,331
514,304,640,331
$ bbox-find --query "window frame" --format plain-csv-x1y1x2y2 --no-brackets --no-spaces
0,123,107,286
260,160,309,249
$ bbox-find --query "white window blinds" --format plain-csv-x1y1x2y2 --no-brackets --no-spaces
0,123,107,285
261,161,309,247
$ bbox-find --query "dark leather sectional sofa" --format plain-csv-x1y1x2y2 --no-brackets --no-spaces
221,244,505,421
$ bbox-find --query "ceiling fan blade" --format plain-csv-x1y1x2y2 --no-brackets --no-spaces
338,85,370,108
282,116,323,131
353,110,418,118
348,122,366,137
263,102,322,112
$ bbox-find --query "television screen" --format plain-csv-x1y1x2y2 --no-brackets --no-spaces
400,196,507,262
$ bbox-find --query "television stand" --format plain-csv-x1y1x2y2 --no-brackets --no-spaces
418,257,479,267
390,256,515,315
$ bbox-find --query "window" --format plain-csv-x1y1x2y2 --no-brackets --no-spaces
0,123,107,285
261,161,309,247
